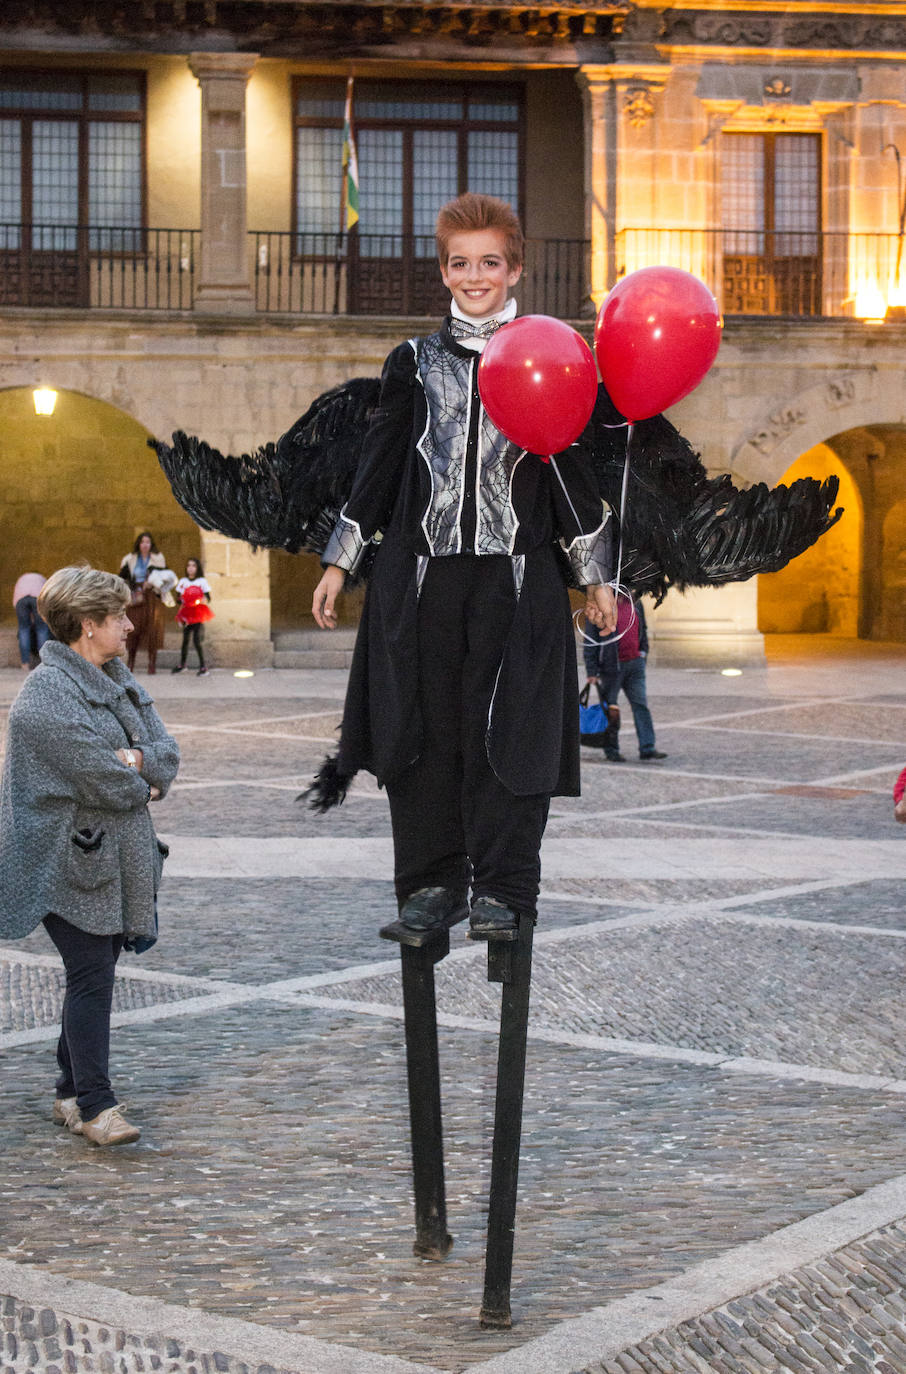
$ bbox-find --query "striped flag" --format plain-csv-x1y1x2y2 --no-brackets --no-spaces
342,76,359,231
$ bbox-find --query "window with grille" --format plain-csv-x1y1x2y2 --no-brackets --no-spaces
720,132,822,315
721,133,820,254
293,78,523,256
0,70,145,251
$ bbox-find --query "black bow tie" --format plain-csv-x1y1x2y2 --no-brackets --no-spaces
450,316,503,341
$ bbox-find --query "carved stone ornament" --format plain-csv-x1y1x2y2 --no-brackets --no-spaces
749,404,807,455
825,375,858,409
764,76,791,101
624,86,656,127
664,10,906,52
0,0,632,49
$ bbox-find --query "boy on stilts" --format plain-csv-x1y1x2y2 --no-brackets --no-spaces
313,192,616,937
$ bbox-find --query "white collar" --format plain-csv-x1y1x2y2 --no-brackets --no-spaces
449,297,517,329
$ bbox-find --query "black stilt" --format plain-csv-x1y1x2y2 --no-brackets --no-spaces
476,917,535,1329
380,914,464,1260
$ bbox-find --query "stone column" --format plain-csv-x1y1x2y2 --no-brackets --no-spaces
576,67,618,311
188,52,258,315
199,530,274,668
646,582,766,668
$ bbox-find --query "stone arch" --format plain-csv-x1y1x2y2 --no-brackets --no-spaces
0,386,199,629
880,498,906,641
731,368,889,487
757,442,862,637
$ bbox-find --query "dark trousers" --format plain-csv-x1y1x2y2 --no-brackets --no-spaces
15,595,49,666
386,555,550,917
180,623,205,667
43,914,124,1121
599,655,656,755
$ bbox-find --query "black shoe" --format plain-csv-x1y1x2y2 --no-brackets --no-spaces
469,897,518,936
399,886,469,931
640,749,668,760
171,664,185,674
605,751,626,762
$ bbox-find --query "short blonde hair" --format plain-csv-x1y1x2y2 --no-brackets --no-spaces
435,192,524,271
38,566,131,646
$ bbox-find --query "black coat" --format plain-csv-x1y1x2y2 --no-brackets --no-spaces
335,323,613,797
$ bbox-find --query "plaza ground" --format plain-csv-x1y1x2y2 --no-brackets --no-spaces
3,634,906,1374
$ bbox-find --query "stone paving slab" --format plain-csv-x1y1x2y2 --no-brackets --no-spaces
338,914,906,1078
0,956,216,1033
628,730,900,782
152,834,906,885
731,877,906,929
680,698,906,744
156,783,393,840
4,654,906,1373
657,791,893,840
7,1002,906,1370
587,1218,906,1374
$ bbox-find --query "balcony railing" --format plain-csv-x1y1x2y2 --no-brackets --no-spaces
251,231,589,318
0,226,198,311
3,222,905,321
616,227,906,319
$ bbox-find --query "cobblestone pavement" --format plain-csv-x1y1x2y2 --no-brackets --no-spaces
3,639,906,1373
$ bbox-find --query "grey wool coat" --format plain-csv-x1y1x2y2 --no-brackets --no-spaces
0,642,179,941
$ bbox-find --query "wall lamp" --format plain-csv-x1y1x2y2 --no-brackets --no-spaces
33,388,58,416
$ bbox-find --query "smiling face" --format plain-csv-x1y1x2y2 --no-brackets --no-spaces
440,228,522,320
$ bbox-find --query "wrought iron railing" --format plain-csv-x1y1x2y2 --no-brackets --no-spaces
4,222,905,321
251,231,590,318
615,227,906,319
0,226,198,311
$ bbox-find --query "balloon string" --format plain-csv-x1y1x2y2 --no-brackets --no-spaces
612,421,632,597
576,421,635,652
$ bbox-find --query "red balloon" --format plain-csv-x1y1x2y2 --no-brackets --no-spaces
478,315,599,456
595,267,722,421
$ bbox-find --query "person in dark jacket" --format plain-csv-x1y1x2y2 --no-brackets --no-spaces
584,590,667,762
0,566,179,1146
312,192,616,937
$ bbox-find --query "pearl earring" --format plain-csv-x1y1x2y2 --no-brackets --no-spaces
87,631,93,638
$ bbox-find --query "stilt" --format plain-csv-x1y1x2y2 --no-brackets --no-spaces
380,913,466,1260
473,917,535,1329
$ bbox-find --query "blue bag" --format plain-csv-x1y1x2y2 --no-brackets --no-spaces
579,682,620,748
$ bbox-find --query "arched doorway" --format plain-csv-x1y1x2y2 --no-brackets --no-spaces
757,423,906,643
757,442,861,637
0,386,199,634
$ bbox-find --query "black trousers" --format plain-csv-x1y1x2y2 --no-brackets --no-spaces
180,623,205,667
43,914,123,1120
386,555,549,917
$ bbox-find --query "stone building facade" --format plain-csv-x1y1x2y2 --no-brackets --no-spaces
1,1,905,665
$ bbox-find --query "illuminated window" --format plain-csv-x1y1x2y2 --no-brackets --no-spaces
721,132,821,316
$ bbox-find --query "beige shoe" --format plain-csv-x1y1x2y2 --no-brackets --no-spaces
80,1105,141,1146
52,1096,83,1133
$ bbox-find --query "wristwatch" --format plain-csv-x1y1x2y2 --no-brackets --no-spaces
123,749,138,769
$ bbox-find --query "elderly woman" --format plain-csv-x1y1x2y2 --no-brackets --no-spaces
119,531,167,675
0,566,179,1146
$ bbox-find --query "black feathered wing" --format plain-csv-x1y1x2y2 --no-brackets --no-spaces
586,388,842,603
149,377,381,558
151,375,841,603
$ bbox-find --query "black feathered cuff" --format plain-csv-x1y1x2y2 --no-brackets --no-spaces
300,753,358,812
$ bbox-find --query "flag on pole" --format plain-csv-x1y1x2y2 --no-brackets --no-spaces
343,76,360,231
